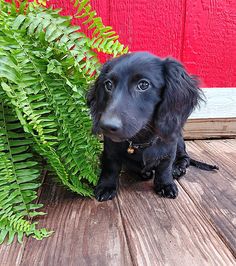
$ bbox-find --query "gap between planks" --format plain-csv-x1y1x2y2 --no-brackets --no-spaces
177,180,236,259
116,198,135,266
1,140,236,266
18,178,133,266
178,139,236,257
117,174,236,265
116,139,236,265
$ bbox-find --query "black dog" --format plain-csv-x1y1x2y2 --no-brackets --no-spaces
87,52,218,201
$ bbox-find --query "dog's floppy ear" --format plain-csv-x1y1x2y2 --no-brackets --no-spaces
87,61,112,134
86,82,100,134
154,58,202,141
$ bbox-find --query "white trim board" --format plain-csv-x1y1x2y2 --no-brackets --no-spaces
190,88,236,119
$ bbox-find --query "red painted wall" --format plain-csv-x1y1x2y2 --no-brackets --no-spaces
47,0,236,87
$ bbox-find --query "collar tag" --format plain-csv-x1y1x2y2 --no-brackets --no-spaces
127,140,136,154
126,136,159,154
127,144,135,154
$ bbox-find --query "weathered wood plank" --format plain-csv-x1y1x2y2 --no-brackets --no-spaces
2,140,236,265
0,243,24,266
20,178,132,266
184,118,236,139
220,139,236,155
117,174,236,265
190,88,236,119
184,88,236,139
179,139,236,255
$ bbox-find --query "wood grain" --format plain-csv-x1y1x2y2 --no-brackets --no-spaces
1,141,236,265
190,88,236,119
19,178,132,266
117,174,236,265
184,118,236,139
109,0,185,59
46,0,236,87
180,140,236,254
0,243,24,266
182,0,236,87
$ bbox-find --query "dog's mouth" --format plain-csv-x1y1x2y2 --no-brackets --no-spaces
102,128,148,143
102,131,127,142
99,127,130,142
110,136,126,142
100,120,152,143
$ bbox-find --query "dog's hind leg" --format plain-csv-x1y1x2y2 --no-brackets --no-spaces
172,136,219,179
172,136,190,179
124,159,154,181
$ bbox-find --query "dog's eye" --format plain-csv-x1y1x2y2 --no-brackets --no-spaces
104,80,113,92
137,80,150,91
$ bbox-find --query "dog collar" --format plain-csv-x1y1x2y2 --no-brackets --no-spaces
126,136,159,154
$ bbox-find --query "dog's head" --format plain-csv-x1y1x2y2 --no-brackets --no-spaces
87,52,202,142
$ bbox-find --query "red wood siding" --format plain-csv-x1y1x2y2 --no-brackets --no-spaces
183,0,236,87
47,0,236,87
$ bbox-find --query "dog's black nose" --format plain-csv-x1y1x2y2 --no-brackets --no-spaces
100,117,122,132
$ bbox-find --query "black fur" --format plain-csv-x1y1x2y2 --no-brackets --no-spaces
87,52,218,202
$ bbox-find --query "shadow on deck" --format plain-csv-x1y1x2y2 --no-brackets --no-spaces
1,139,236,265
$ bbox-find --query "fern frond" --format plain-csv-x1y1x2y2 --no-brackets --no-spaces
71,0,129,56
0,0,127,244
0,103,51,244
1,7,101,196
12,7,100,80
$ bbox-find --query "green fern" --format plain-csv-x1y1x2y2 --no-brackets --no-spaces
1,8,100,195
72,0,128,56
0,0,129,244
0,103,52,244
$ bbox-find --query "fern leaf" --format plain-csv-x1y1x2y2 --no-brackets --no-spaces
70,0,129,55
1,9,101,196
0,0,128,244
0,103,51,244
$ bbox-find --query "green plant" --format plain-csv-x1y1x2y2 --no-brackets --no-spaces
0,0,128,244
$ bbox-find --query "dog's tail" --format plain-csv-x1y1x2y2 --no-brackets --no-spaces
190,158,219,171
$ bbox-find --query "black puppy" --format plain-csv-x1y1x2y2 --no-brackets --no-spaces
87,52,218,201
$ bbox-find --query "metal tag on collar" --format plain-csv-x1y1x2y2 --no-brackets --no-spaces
127,141,135,154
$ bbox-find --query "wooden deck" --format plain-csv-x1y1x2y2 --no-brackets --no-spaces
1,139,236,266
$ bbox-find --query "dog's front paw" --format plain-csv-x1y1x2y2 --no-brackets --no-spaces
94,184,117,202
155,182,178,198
